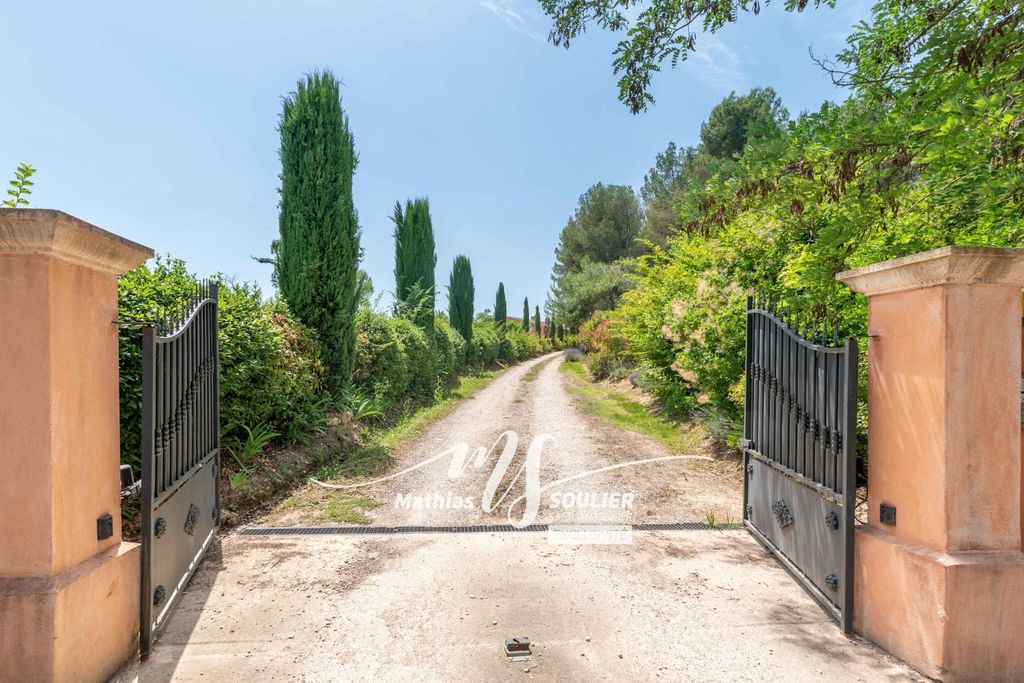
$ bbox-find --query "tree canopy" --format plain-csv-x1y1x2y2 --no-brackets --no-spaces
540,0,836,113
550,183,642,327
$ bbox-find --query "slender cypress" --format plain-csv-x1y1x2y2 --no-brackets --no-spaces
534,306,541,336
392,197,437,333
494,282,507,326
448,255,475,345
275,70,360,392
522,297,530,332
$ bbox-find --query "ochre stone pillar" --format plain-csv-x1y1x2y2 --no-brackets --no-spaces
0,210,153,682
838,247,1024,682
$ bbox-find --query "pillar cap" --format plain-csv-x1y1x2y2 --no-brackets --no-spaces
837,246,1024,297
0,209,153,275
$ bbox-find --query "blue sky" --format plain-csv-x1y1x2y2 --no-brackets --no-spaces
1,0,866,315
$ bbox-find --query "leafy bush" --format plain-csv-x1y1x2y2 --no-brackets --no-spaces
390,316,437,401
470,319,502,366
502,325,540,362
353,308,409,407
118,257,326,470
578,310,631,380
433,315,467,385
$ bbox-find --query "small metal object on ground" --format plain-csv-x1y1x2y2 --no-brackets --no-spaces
504,637,531,661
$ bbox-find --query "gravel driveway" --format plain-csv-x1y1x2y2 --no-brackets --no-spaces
123,353,923,682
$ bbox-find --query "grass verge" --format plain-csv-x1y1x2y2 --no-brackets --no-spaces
274,366,508,523
559,359,704,453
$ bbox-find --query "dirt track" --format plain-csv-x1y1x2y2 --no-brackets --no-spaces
124,353,922,682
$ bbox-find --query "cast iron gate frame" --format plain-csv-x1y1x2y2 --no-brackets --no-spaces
140,283,220,655
742,295,858,633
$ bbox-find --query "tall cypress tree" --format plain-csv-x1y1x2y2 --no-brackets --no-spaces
494,282,507,325
275,71,360,392
448,255,474,345
392,197,436,333
534,306,541,336
522,297,530,332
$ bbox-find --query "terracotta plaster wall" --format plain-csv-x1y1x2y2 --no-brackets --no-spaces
0,255,122,578
854,526,946,679
866,286,948,549
856,526,1024,681
943,284,1022,550
0,542,139,683
48,257,123,574
0,254,55,577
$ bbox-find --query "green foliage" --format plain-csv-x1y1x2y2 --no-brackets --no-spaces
392,197,437,333
522,296,530,331
448,255,475,346
353,308,410,409
551,183,643,327
540,0,836,113
118,257,326,470
699,88,788,159
502,324,542,361
609,0,1024,427
337,385,385,422
641,88,789,248
494,282,507,324
533,305,541,336
390,316,437,401
274,70,360,392
433,314,468,385
470,319,502,366
223,422,279,489
3,163,35,207
578,309,632,380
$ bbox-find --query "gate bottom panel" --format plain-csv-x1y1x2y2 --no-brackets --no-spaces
146,452,219,639
745,455,845,609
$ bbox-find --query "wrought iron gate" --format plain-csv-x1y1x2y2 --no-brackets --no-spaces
140,283,220,655
742,295,858,632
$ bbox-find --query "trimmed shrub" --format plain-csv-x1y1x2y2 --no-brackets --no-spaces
433,315,467,388
470,320,502,367
390,316,437,401
353,308,409,406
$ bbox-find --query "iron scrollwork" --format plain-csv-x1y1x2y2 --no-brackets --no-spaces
771,499,794,528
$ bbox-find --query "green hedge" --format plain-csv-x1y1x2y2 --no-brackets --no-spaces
118,257,326,471
119,256,576,472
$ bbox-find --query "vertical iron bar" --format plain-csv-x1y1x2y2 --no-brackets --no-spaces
140,325,156,656
830,350,840,492
811,345,819,483
744,297,752,447
824,352,833,491
743,299,752,524
841,337,858,633
212,283,221,526
770,313,774,462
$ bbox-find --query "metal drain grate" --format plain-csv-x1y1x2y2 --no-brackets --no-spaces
239,521,743,536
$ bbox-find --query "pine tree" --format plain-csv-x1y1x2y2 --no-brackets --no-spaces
392,197,436,333
275,71,360,392
522,297,530,332
448,255,474,345
494,282,507,325
534,306,541,336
